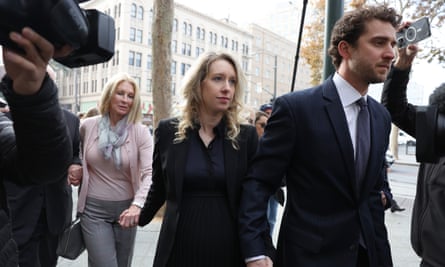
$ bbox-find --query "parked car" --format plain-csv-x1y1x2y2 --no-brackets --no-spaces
398,131,416,146
386,150,395,167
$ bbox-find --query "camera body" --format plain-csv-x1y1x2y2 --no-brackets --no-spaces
396,17,431,48
0,0,115,68
415,106,445,163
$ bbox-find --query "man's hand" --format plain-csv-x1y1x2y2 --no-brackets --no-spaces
67,164,82,186
2,27,72,95
381,191,387,207
247,257,273,267
119,205,141,228
394,22,419,70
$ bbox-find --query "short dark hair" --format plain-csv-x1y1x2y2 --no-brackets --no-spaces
429,83,445,113
328,5,402,69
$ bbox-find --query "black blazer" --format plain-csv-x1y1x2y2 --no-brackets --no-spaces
239,77,392,267
4,109,80,244
139,118,258,267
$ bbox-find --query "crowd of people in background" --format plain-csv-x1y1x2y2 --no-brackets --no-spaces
3,3,445,267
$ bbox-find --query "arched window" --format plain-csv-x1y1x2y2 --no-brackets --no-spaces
131,3,137,17
137,6,144,20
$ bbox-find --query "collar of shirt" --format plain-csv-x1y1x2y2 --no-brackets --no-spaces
332,72,366,108
333,72,367,156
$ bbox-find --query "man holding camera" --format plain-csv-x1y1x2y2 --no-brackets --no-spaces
0,27,72,266
381,23,444,267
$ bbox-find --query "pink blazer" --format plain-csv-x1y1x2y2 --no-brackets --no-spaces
77,116,153,213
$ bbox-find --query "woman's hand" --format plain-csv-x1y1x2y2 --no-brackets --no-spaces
119,204,141,228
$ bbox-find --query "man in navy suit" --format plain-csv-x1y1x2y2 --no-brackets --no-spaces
239,5,400,267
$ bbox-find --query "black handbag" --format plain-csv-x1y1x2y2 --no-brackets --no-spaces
56,217,85,260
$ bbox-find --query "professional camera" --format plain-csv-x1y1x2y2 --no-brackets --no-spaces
415,106,445,163
396,17,431,48
0,0,115,68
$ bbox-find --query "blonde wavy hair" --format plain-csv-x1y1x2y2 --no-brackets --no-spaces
99,72,142,124
175,51,246,149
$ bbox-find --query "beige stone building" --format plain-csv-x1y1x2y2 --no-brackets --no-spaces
53,0,311,122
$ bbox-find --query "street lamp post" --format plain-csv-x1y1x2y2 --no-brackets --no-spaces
273,54,277,102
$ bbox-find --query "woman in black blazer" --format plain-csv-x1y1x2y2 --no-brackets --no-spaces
139,51,258,267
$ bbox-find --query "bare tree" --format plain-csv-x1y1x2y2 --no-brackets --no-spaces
152,0,174,128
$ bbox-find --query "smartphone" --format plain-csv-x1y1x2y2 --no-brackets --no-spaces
396,17,431,48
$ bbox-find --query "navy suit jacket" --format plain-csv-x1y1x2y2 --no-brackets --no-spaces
239,77,392,267
4,109,80,245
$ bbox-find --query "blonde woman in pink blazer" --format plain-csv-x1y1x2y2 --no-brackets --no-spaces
69,73,152,267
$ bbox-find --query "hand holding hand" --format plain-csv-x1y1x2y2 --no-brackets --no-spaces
119,204,141,228
2,27,72,95
67,164,82,186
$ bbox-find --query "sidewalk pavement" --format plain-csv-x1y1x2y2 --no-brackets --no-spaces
58,150,421,267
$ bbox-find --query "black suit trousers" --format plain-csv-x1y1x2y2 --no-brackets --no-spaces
18,208,58,267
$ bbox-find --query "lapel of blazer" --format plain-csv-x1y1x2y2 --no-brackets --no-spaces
322,78,357,201
171,130,191,206
223,136,239,217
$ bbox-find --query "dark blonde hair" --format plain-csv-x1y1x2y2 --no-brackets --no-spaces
328,5,402,69
175,51,246,149
99,72,142,124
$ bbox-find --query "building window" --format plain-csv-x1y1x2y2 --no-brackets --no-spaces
181,43,186,55
171,61,176,75
180,63,186,75
173,18,178,32
135,52,142,67
171,40,177,53
136,29,143,43
201,29,205,40
133,76,141,88
146,79,152,92
137,6,144,20
130,27,136,41
196,27,201,39
131,3,137,18
148,9,153,24
182,22,187,35
147,35,152,46
188,24,192,36
171,82,176,95
129,51,135,66
147,55,152,70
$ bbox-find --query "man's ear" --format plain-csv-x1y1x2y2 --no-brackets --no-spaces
338,40,351,59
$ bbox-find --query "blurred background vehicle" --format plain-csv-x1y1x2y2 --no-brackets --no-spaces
398,130,416,146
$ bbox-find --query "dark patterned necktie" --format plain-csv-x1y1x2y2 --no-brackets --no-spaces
355,97,370,191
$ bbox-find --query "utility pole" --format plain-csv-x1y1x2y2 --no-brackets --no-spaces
273,54,277,102
322,1,344,80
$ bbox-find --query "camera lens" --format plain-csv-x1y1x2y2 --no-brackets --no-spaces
397,36,405,47
405,26,417,42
